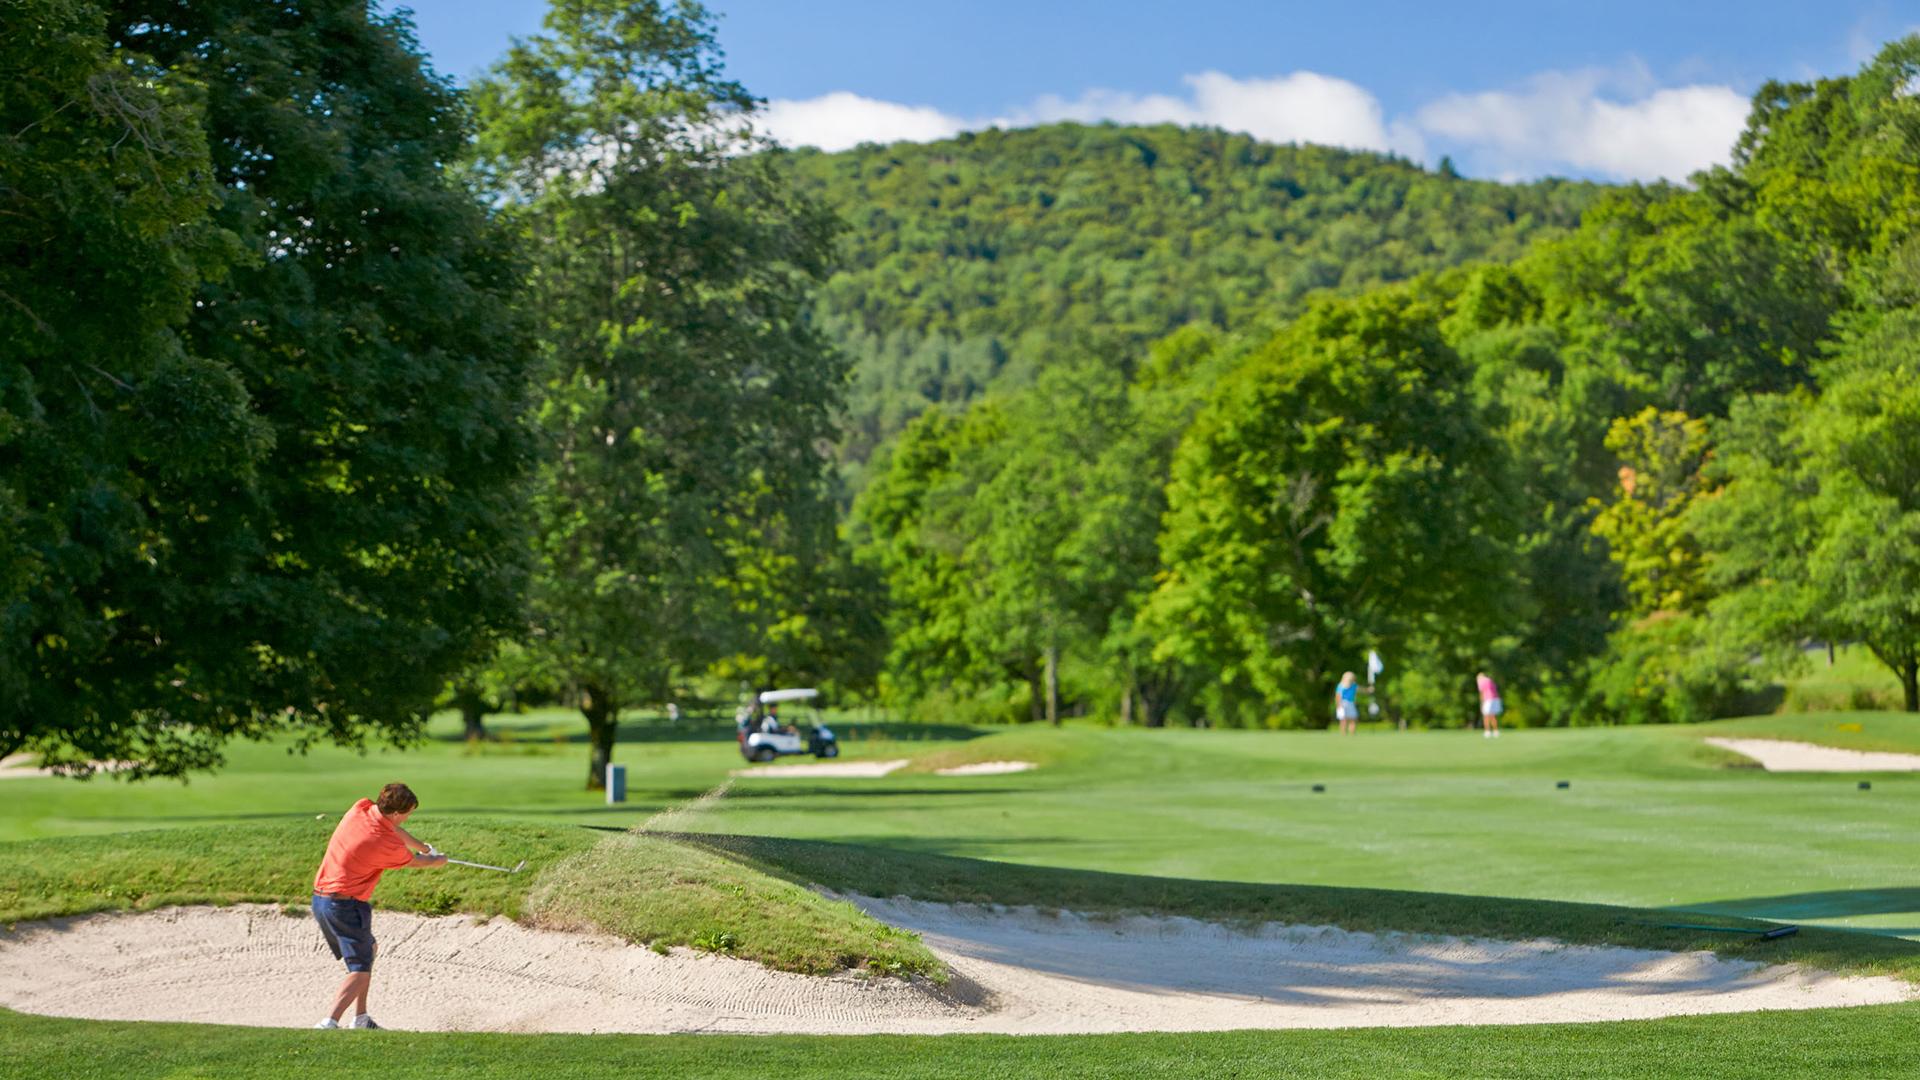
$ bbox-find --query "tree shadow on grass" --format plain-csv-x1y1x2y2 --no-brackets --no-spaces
651,832,1920,986
1678,887,1920,923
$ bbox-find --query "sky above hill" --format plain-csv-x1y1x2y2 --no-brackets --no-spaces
396,0,1920,182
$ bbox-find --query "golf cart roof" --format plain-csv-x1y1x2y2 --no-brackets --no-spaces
758,688,819,704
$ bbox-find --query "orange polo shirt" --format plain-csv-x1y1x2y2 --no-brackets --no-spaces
313,798,415,901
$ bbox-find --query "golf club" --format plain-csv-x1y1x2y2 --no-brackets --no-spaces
427,845,526,874
446,857,526,874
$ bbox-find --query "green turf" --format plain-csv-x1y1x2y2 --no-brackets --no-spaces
9,712,1920,933
0,818,939,977
0,707,937,841
1774,644,1907,713
0,820,591,924
678,717,1920,938
9,1003,1920,1079
526,827,941,976
9,711,1920,1077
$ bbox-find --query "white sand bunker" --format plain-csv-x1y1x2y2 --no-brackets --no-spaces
0,902,1905,1035
1706,737,1920,772
729,759,907,778
934,761,1036,776
0,754,132,780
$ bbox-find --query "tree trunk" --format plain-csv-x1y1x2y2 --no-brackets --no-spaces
1044,642,1060,726
1902,658,1918,714
453,683,489,742
1119,684,1133,726
581,683,618,790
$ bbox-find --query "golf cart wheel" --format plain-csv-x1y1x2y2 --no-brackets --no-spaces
750,746,775,763
818,744,839,759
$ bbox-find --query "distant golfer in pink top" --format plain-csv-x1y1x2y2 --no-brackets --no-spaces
1476,672,1503,738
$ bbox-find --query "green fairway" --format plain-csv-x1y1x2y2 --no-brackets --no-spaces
7,711,1920,935
0,709,932,841
675,715,1920,938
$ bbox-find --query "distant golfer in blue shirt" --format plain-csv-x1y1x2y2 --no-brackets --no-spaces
1334,672,1368,735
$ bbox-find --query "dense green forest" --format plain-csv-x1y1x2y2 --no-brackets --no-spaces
851,39,1920,728
783,126,1603,473
6,0,1919,785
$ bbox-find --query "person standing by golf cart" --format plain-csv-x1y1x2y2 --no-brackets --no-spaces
1334,672,1367,734
310,783,446,1030
1476,671,1504,738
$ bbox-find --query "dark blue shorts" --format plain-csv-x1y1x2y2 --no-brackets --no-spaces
312,894,375,973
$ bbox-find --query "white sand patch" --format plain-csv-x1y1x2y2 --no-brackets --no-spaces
1705,737,1920,772
730,759,907,778
0,903,1905,1035
934,761,1036,776
854,897,1909,1032
0,755,133,780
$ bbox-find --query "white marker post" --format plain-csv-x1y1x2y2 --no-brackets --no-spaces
606,763,626,804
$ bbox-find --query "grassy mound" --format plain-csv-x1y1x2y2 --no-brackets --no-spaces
0,820,590,925
525,829,940,978
0,820,939,980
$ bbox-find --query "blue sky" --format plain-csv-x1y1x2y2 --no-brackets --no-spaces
393,0,1920,181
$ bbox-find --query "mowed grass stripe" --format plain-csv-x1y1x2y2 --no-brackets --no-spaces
8,1003,1920,1079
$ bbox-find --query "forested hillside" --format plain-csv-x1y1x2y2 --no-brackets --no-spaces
853,39,1920,728
785,124,1604,469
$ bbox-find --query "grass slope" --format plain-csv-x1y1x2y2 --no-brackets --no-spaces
0,820,939,978
9,1004,1920,1080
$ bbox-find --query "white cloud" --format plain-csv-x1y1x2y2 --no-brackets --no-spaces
760,66,1754,183
757,92,965,152
1416,70,1749,182
1005,71,1426,159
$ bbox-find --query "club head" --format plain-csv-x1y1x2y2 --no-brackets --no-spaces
512,860,527,874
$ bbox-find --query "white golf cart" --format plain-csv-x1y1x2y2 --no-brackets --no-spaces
736,688,840,763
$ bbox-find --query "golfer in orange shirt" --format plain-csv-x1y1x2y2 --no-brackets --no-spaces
310,783,446,1030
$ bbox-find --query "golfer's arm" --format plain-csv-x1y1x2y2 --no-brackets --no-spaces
408,852,448,868
393,823,432,854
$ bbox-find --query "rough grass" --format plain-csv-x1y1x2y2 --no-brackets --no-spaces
10,1003,1920,1079
0,820,591,925
0,818,940,979
524,827,941,978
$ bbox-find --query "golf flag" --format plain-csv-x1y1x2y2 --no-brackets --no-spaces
1367,650,1383,683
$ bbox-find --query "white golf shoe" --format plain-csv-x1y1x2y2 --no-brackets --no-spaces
313,1018,339,1029
351,1014,382,1030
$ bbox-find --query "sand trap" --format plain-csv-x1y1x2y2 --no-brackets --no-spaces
1705,737,1920,772
0,754,132,780
934,761,1036,776
729,759,907,778
0,902,1904,1035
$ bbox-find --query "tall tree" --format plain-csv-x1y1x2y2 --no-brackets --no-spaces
1143,285,1517,726
3,0,531,775
471,0,844,786
1589,408,1715,618
1700,309,1920,711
